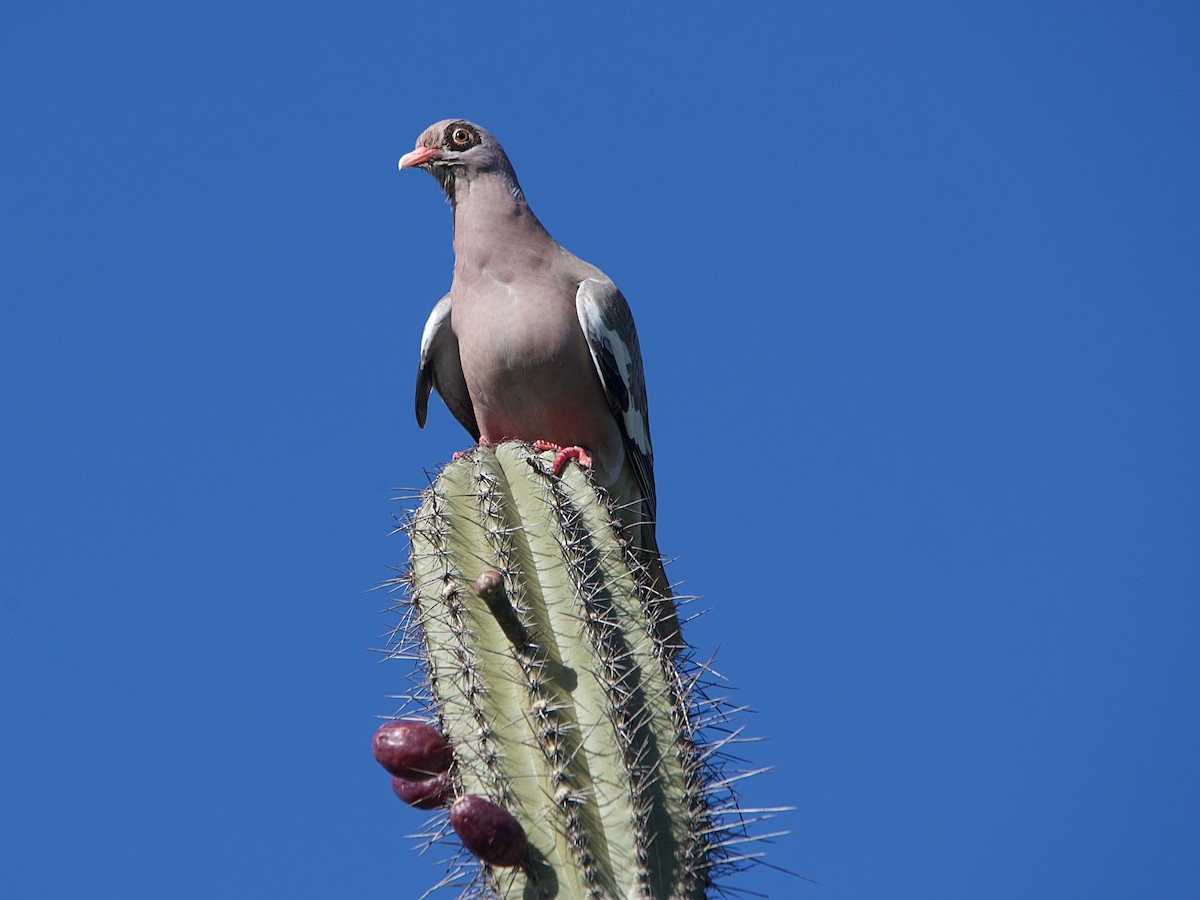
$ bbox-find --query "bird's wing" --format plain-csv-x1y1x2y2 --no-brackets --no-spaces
415,294,480,439
575,277,655,518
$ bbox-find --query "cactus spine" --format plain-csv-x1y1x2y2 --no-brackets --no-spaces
403,442,715,898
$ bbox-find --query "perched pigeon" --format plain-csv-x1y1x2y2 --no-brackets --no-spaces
399,119,677,645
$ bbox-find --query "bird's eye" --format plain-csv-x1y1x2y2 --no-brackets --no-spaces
451,127,472,148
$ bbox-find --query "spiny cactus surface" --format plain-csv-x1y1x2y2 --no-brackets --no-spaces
385,442,770,898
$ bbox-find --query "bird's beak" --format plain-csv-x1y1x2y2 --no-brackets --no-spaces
399,146,440,170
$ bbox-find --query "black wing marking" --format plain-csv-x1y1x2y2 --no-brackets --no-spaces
576,277,655,517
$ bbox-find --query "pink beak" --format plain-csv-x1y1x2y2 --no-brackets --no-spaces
398,146,440,170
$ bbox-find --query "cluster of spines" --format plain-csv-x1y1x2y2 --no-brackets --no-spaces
469,456,607,898
410,490,510,808
380,443,787,898
544,467,695,898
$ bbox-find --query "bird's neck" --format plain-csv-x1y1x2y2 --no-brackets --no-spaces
451,173,552,262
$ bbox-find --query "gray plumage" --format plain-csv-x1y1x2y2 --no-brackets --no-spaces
400,119,674,633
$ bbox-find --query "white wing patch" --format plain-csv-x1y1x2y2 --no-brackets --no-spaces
419,294,453,367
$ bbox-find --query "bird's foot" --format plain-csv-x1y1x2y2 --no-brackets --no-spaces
532,440,593,475
453,435,495,461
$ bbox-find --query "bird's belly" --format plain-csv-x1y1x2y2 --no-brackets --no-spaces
459,330,624,483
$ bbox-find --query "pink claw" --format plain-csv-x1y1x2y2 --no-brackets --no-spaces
454,435,495,461
532,440,593,475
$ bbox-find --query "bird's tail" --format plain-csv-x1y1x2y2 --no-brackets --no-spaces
610,469,684,656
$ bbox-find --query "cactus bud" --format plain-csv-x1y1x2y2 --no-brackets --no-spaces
473,569,503,598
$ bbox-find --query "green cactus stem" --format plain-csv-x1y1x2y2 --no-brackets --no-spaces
391,442,770,898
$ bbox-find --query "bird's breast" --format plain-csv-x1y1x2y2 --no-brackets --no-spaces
452,274,624,483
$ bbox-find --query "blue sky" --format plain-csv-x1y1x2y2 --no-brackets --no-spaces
2,3,1197,897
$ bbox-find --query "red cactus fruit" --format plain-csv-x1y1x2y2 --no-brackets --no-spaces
449,794,529,867
390,771,452,810
372,720,452,780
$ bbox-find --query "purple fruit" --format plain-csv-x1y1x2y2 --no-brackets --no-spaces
391,772,452,810
372,721,452,780
449,794,529,867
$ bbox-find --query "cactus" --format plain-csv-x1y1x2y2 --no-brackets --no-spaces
384,442,774,898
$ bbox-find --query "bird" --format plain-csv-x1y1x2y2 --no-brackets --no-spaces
398,119,678,648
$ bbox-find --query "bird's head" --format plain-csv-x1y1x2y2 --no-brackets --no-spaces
398,119,522,203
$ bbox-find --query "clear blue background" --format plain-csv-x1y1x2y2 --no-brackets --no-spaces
3,3,1197,897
